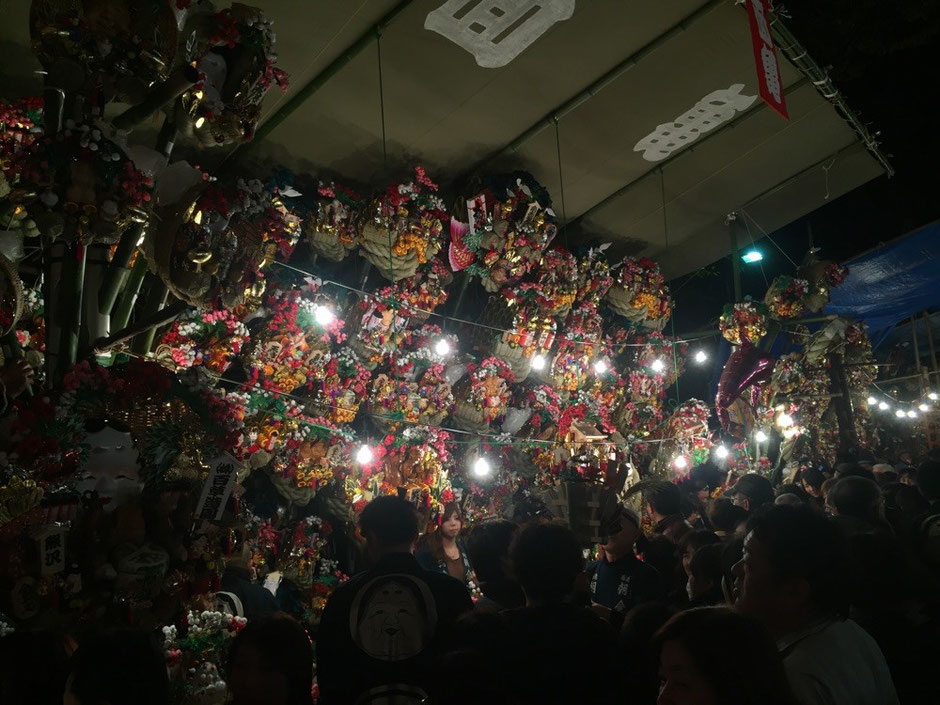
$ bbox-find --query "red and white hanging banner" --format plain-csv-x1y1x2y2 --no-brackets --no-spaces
745,0,788,119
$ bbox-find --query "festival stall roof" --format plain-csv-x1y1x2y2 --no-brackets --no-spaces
0,0,891,278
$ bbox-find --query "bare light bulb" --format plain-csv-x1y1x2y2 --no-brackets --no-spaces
355,445,373,464
755,430,768,443
673,455,688,470
194,116,206,129
895,409,905,419
434,339,451,356
878,401,889,411
694,350,708,364
919,403,929,412
314,305,335,326
531,354,547,371
867,396,877,405
930,392,939,401
593,359,608,375
650,359,666,373
472,457,492,478
776,413,794,429
907,410,917,419
715,445,729,460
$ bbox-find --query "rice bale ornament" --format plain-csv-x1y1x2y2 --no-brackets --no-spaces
798,250,849,313
606,257,673,329
371,257,452,324
450,172,557,292
29,0,178,107
536,249,579,318
451,357,515,432
376,428,453,515
271,420,352,491
176,3,288,146
345,294,410,371
475,284,557,382
146,177,300,309
369,366,454,431
535,302,603,395
310,350,371,425
574,246,614,306
359,167,447,281
763,275,809,320
719,301,769,346
304,181,362,261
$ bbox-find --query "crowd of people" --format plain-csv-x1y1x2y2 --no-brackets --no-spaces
3,450,939,705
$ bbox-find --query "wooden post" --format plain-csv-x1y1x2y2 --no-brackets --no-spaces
827,352,858,455
923,311,938,389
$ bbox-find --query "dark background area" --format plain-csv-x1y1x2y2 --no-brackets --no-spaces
670,0,940,333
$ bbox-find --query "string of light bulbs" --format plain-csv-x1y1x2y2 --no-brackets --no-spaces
867,381,939,420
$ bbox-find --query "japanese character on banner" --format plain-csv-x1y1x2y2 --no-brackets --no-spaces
195,454,241,521
426,0,575,68
33,526,69,576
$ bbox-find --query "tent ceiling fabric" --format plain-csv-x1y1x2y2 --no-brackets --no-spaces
0,0,886,278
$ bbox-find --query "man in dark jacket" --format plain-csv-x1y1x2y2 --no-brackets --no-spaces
316,496,472,705
644,480,692,542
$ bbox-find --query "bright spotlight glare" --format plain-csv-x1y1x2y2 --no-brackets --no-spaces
930,392,939,401
434,339,451,356
593,359,608,375
878,401,889,411
531,354,547,371
755,430,768,443
673,455,688,470
355,445,373,464
741,249,763,264
650,359,665,373
314,305,335,326
472,457,492,478
715,445,729,460
694,350,707,364
907,410,917,419
919,403,929,412
777,413,794,428
895,409,905,419
867,396,877,405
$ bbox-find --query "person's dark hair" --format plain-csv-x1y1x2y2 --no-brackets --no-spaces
828,477,883,523
708,498,748,533
679,530,720,557
689,544,723,587
720,536,744,604
464,519,518,591
358,495,420,547
799,467,825,491
619,602,677,704
654,608,797,705
916,460,940,501
776,483,810,502
885,483,929,519
746,506,850,617
509,521,583,602
68,630,168,705
689,462,725,493
423,502,463,562
227,615,313,705
645,480,681,516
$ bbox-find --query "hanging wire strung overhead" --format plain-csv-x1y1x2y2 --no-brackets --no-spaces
376,33,388,170
554,119,569,249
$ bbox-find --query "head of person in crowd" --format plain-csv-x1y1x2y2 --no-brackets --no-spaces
916,459,940,507
820,477,839,508
896,465,917,486
422,502,465,562
678,530,720,576
464,519,524,609
708,499,748,537
776,482,810,503
725,474,774,514
227,615,313,705
643,480,683,524
872,463,898,486
799,467,826,498
0,629,71,705
733,505,850,639
654,607,797,705
826,476,885,528
620,603,677,705
883,482,929,530
601,505,643,562
358,495,420,561
510,521,584,606
834,463,876,482
64,630,168,705
686,544,724,606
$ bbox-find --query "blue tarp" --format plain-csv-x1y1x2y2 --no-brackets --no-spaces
826,219,940,344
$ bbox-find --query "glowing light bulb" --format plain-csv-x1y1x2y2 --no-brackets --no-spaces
907,410,917,418
867,396,877,406
194,116,206,129
355,445,373,464
878,401,889,411
593,360,608,375
472,457,491,478
531,354,546,371
694,350,707,364
919,403,929,412
930,392,939,401
314,305,335,326
673,455,688,470
650,359,666,373
715,445,729,460
434,339,451,356
777,413,794,429
755,430,768,443
895,409,905,419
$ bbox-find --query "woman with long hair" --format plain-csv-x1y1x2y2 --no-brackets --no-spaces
654,607,797,705
416,503,475,590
